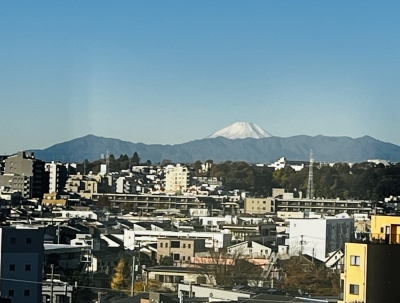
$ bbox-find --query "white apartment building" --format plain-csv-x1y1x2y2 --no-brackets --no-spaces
165,164,191,193
286,214,354,261
45,161,68,194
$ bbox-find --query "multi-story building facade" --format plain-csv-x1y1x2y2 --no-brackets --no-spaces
92,193,205,214
165,164,191,193
0,151,48,198
244,197,275,214
0,226,44,303
286,215,354,261
339,216,400,303
276,197,372,215
157,237,207,265
45,161,68,194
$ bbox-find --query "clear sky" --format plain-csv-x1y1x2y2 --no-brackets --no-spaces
1,1,399,154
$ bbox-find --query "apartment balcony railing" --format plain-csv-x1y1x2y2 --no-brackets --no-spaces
354,233,400,245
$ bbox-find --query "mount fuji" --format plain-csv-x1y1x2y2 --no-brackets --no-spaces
31,123,400,163
207,122,272,139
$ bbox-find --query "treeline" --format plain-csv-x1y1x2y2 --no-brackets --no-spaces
77,155,400,200
77,152,149,174
202,161,400,200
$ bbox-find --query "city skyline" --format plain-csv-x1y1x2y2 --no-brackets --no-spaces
1,1,399,154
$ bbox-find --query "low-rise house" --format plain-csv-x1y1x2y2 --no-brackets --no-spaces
146,266,206,291
227,241,272,258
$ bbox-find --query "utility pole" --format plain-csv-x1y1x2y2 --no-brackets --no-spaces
300,235,304,255
50,264,54,303
130,255,136,296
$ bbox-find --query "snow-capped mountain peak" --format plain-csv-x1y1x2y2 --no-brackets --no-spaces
207,122,272,139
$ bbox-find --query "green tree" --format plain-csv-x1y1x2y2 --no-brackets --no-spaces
193,160,203,176
130,152,140,166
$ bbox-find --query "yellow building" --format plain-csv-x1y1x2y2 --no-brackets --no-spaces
339,215,400,303
370,215,400,243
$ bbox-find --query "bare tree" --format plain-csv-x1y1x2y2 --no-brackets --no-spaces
193,249,263,286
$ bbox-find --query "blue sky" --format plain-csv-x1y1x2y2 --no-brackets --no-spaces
1,1,399,153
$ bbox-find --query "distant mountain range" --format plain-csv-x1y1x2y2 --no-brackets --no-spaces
32,122,400,164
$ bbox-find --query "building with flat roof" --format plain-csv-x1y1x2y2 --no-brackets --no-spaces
286,214,354,261
0,151,48,198
339,239,400,302
0,226,44,303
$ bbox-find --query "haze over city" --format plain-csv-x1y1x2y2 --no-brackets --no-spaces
1,1,399,154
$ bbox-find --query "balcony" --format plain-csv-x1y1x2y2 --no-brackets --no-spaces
354,233,400,245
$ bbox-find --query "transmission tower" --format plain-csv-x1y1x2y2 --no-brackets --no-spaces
306,149,314,199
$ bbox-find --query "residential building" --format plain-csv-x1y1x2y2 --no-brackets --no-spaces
286,214,354,261
268,157,305,172
124,230,231,251
116,176,137,193
146,267,205,291
244,197,275,214
178,283,251,301
227,241,272,258
158,237,206,265
339,241,400,303
0,226,44,303
45,161,68,194
276,196,372,215
370,214,400,239
92,193,205,214
165,164,191,193
0,151,48,198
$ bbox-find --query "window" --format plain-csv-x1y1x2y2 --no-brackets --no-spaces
182,243,186,248
160,243,163,248
9,264,15,271
10,238,16,244
173,253,180,261
171,241,180,248
25,264,31,271
349,284,359,295
56,295,69,303
188,244,191,249
350,255,360,266
24,289,30,296
26,237,32,244
8,290,14,297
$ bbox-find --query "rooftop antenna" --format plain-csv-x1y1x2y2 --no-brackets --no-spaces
306,149,314,199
